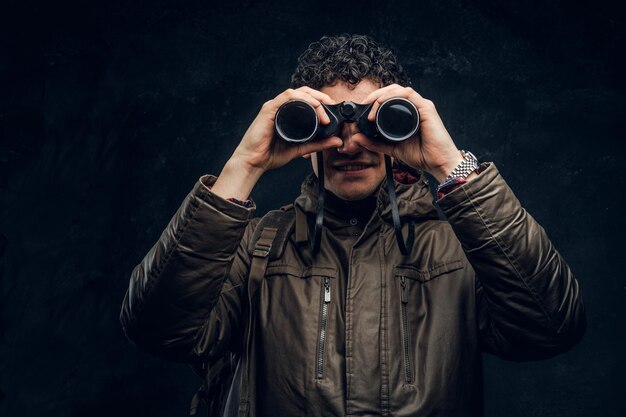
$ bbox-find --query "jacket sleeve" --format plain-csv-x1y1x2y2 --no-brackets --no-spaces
437,163,586,361
120,175,257,363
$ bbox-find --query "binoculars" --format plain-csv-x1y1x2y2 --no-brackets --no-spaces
274,97,420,143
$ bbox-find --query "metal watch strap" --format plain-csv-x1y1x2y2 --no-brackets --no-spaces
443,150,478,182
436,150,479,193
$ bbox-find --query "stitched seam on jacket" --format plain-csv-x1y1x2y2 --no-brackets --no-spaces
461,184,559,331
394,259,464,281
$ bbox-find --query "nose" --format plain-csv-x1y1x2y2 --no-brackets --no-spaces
336,122,363,155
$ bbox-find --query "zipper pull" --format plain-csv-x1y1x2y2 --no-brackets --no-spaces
324,277,331,303
400,276,408,304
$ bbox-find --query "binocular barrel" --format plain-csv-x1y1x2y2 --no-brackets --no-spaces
275,97,420,143
275,101,320,143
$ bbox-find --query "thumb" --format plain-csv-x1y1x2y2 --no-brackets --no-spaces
296,136,342,157
351,134,394,157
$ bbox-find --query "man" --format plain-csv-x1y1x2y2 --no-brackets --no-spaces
120,34,586,417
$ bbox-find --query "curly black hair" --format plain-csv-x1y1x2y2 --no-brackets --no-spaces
290,34,411,90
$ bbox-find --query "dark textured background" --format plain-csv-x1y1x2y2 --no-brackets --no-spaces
1,0,624,416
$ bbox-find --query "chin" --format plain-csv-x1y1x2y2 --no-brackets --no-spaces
329,184,378,201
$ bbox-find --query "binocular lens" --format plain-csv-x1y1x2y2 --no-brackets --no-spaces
377,99,419,141
275,101,318,143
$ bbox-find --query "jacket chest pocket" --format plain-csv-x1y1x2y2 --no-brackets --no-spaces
263,264,337,380
394,260,464,385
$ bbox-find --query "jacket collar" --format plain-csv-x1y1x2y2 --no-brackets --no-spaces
294,171,440,227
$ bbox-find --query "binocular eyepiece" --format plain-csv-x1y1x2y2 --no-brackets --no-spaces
275,97,420,143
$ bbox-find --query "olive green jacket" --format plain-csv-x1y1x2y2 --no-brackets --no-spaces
120,163,586,417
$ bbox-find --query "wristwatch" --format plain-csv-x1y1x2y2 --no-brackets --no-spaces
437,150,479,191
445,150,478,180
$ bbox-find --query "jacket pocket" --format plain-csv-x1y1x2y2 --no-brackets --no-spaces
264,265,337,380
394,260,465,384
394,259,464,283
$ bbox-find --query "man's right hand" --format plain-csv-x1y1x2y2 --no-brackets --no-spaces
211,87,342,201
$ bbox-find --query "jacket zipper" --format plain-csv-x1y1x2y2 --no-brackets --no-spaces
316,276,331,379
400,276,413,384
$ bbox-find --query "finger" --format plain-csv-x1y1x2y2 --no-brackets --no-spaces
260,91,317,119
362,83,402,104
350,133,396,157
366,86,425,121
294,137,343,158
362,83,406,106
296,86,337,105
278,89,331,125
365,84,408,120
295,87,337,125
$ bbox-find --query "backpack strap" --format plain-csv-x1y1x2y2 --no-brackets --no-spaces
246,204,296,298
247,226,277,301
246,204,295,261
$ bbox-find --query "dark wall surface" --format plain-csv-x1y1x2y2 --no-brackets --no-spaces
1,0,624,416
